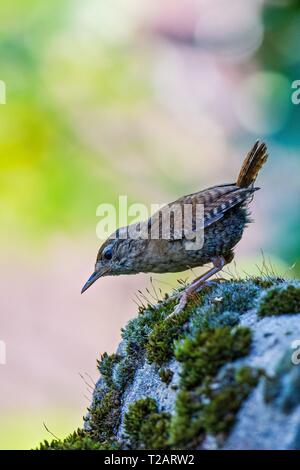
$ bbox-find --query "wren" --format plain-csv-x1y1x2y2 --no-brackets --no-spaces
82,141,268,316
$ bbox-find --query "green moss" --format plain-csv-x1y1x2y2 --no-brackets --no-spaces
122,301,173,355
124,398,171,449
205,281,259,314
169,389,205,449
169,366,260,448
38,429,120,450
97,348,143,396
169,326,253,448
124,366,260,449
235,365,262,386
253,277,283,289
159,368,174,385
175,326,252,390
124,397,156,445
119,302,172,382
189,280,261,338
146,308,191,366
144,288,218,367
190,305,239,335
258,285,300,317
97,352,121,388
38,280,268,450
143,289,254,449
87,350,124,443
121,280,258,371
88,388,121,442
114,355,138,390
203,366,260,435
38,349,124,449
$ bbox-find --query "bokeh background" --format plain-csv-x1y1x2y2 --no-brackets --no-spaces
1,0,300,449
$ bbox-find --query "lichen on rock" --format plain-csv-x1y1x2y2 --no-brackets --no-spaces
38,277,300,450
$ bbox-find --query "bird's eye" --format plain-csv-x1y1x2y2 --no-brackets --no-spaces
103,247,113,261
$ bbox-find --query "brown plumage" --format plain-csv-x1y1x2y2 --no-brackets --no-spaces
237,140,268,188
82,141,268,317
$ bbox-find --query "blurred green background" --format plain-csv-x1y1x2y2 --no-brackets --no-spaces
0,0,300,449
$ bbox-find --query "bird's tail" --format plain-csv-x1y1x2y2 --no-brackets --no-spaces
236,141,268,188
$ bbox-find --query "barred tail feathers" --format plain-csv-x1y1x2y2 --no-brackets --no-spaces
237,141,268,188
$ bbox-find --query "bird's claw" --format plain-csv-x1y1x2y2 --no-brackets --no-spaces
165,292,188,320
165,279,214,320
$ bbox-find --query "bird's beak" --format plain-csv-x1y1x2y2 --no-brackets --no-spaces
81,268,109,294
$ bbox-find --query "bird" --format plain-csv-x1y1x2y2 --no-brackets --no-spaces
81,141,268,316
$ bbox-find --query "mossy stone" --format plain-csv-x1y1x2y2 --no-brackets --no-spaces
146,308,191,366
124,398,171,449
88,388,121,442
259,285,300,317
159,368,174,385
175,326,252,390
38,429,120,450
203,366,261,436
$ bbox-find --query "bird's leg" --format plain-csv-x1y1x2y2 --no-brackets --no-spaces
167,256,227,318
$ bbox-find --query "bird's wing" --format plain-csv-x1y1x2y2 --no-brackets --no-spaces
146,184,258,241
201,185,258,228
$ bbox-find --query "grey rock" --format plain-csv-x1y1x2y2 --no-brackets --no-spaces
117,358,180,439
86,279,300,449
223,308,300,449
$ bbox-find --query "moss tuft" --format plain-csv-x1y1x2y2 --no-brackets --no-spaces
169,389,205,449
38,429,120,450
203,366,261,436
159,368,174,385
87,349,124,443
113,355,138,390
124,398,171,449
253,277,283,289
97,352,121,388
175,326,252,390
202,280,259,313
169,366,260,448
168,326,253,448
190,305,239,335
88,388,121,442
146,308,191,366
258,285,300,317
119,303,170,382
122,306,165,355
189,280,261,337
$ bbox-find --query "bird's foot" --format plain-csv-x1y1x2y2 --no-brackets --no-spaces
155,278,226,316
165,256,227,320
166,291,189,319
166,281,208,320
